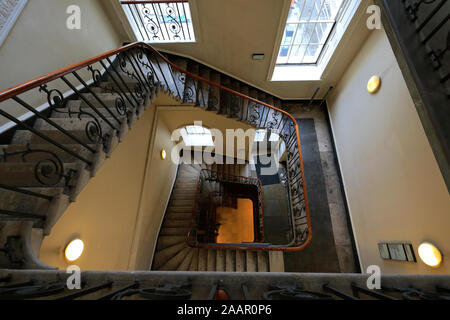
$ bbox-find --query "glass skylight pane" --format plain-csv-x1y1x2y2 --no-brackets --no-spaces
181,126,214,147
254,130,267,142
277,0,344,65
269,133,280,142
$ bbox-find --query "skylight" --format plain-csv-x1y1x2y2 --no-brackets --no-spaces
181,125,214,147
254,130,267,142
122,1,196,43
277,0,345,65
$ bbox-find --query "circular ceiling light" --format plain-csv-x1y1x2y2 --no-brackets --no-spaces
161,149,167,160
65,239,84,262
418,242,442,268
367,75,381,94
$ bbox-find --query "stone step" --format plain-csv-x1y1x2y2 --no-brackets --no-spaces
216,249,225,272
158,247,191,271
236,250,246,272
169,199,194,207
156,236,186,251
173,183,197,190
269,251,285,272
153,242,187,270
51,100,129,119
225,250,236,272
0,162,80,187
198,249,208,271
170,192,196,200
166,207,192,213
246,251,257,272
159,227,190,236
189,248,199,271
207,249,216,272
257,251,269,272
0,187,63,216
163,219,191,228
12,130,98,146
165,212,192,221
34,118,118,134
1,144,94,164
177,249,194,271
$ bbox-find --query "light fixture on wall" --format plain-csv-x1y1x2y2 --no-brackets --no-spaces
418,242,443,268
64,239,84,262
252,53,265,61
161,149,167,160
367,75,381,94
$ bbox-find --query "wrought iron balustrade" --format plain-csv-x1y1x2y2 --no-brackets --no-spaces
0,41,312,258
1,270,450,300
121,0,195,43
403,0,450,87
375,0,450,190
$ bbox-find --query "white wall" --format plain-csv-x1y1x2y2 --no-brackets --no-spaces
0,0,123,127
328,29,450,274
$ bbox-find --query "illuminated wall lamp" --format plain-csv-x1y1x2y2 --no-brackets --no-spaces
161,149,167,160
367,75,381,94
418,242,443,268
64,239,84,262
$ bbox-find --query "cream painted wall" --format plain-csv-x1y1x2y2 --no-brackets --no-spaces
0,0,122,126
128,104,178,270
39,103,156,270
328,29,450,274
158,108,255,161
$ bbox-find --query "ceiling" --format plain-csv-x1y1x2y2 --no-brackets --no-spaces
109,0,372,99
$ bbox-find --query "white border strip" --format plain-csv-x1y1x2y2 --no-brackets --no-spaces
0,0,27,47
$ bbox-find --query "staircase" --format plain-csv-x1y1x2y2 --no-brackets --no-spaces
0,42,310,270
152,163,283,272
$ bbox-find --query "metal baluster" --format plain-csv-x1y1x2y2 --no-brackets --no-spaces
106,56,142,107
128,4,145,41
182,2,192,40
175,3,186,41
0,109,92,165
99,60,138,111
123,52,151,94
72,71,122,125
132,4,151,41
0,209,45,220
0,184,53,201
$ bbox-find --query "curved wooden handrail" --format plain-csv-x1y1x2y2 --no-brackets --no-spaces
0,42,312,251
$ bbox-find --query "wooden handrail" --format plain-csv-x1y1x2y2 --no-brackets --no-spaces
0,41,312,251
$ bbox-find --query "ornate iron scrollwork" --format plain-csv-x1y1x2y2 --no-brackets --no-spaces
117,52,145,99
1,144,73,187
165,5,182,40
266,109,282,130
88,66,128,117
247,102,261,125
111,284,192,300
262,284,334,300
142,5,161,41
39,84,105,145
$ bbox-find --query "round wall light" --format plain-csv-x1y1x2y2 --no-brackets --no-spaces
367,75,381,94
418,242,442,268
161,149,167,160
65,239,84,262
